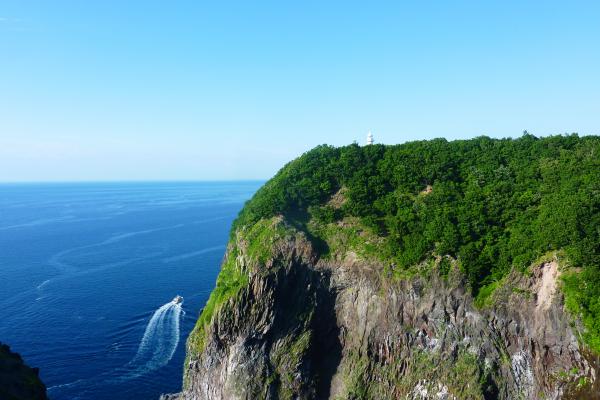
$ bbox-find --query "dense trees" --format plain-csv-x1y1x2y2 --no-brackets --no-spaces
233,134,600,349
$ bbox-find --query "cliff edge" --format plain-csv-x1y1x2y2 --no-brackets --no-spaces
0,343,48,400
169,135,600,399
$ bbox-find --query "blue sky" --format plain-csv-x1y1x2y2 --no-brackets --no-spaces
1,1,599,181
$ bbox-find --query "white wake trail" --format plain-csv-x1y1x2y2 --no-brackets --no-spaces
49,299,184,396
122,300,183,379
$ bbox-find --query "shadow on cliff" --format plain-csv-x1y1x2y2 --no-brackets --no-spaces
284,210,330,256
311,271,342,399
269,262,342,399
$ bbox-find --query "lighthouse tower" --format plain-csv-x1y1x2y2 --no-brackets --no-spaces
366,131,374,145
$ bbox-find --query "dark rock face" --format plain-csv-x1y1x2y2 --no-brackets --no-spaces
0,343,48,400
171,222,599,399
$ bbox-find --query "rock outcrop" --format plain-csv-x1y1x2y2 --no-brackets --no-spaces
0,343,48,400
166,218,599,400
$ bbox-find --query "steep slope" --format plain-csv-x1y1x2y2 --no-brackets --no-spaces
169,135,600,399
0,343,48,400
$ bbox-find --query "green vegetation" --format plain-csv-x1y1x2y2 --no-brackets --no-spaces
337,348,492,399
473,280,501,308
306,215,386,262
242,217,291,267
187,245,248,356
270,331,313,400
232,134,600,351
187,217,294,366
562,270,600,352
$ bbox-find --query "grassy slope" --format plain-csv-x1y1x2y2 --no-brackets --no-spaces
193,134,600,360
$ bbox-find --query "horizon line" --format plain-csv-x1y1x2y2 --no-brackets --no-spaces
0,179,269,185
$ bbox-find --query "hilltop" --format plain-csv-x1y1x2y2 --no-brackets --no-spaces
169,134,600,399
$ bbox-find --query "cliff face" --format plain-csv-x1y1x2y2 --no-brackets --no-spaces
0,343,48,400
169,218,598,400
165,137,600,399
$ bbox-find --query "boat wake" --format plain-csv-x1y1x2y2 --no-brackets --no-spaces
48,298,184,398
128,300,183,373
112,298,184,382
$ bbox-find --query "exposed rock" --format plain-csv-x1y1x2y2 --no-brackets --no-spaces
327,188,347,209
170,222,599,399
419,185,433,196
0,343,48,400
536,261,560,311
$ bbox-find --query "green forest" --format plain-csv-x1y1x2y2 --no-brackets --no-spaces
233,134,600,351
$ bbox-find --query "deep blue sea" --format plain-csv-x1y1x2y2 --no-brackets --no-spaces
0,181,261,400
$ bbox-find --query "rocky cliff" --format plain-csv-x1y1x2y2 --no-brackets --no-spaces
166,137,600,399
0,343,48,400
165,217,598,400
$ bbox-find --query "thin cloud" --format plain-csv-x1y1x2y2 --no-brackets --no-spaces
0,17,33,32
0,17,26,23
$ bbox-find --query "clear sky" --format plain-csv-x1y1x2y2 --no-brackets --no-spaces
1,1,599,181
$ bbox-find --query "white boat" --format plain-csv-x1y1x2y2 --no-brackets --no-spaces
172,295,184,304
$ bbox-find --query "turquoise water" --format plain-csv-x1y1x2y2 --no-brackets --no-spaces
0,181,261,399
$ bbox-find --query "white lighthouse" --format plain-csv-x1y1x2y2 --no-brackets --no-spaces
366,131,374,145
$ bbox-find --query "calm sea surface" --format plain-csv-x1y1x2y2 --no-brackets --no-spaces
0,181,261,399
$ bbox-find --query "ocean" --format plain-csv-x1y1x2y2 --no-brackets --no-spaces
0,181,262,399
